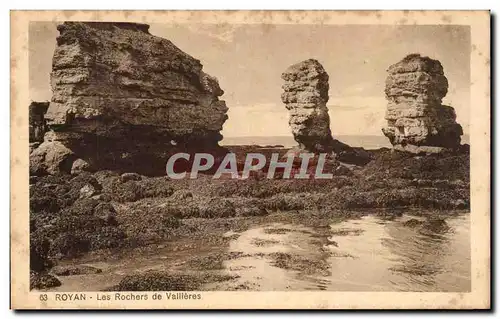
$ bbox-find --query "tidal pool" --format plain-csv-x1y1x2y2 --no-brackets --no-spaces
47,212,470,292
203,214,470,291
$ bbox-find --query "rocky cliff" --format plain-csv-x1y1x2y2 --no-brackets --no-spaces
382,54,463,153
31,22,229,175
46,22,228,141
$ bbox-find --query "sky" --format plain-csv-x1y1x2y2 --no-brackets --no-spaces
29,22,470,137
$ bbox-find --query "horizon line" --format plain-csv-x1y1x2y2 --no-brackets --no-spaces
222,134,471,138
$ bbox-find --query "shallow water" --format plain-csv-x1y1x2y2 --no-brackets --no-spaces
205,214,470,291
48,213,470,292
324,214,470,291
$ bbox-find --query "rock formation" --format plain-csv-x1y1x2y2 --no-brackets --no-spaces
382,54,463,153
281,59,334,152
281,59,371,165
30,22,229,175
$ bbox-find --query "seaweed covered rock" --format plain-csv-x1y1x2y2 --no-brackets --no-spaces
51,265,103,276
30,233,52,272
71,158,91,175
30,271,61,290
382,54,463,153
29,173,126,269
109,271,199,291
107,271,235,291
116,206,181,247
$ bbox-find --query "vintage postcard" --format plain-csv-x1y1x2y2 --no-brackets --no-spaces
11,10,490,309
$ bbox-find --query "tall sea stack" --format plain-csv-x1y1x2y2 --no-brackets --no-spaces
281,59,371,165
281,59,334,152
382,54,463,153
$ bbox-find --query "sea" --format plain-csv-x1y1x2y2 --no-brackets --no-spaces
221,135,470,150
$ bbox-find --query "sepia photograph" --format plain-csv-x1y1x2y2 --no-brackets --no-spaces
10,10,490,309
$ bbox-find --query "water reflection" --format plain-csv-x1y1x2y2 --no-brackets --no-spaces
324,214,470,291
388,215,470,292
383,218,451,290
215,213,470,292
